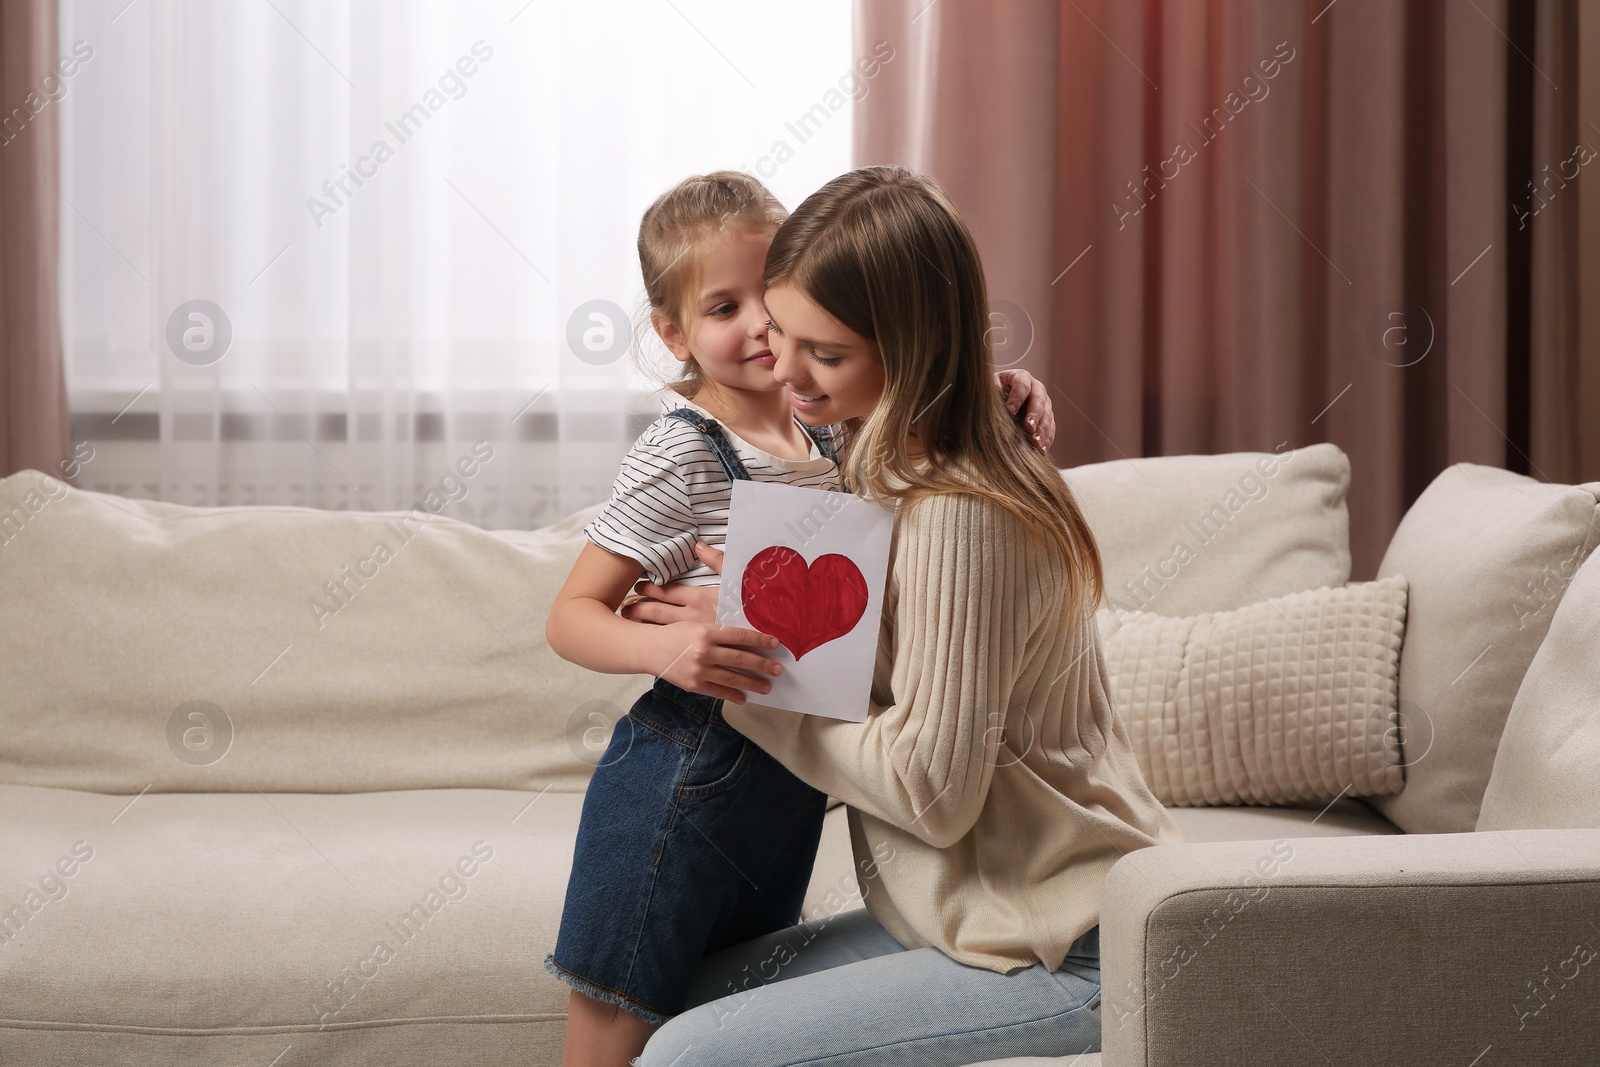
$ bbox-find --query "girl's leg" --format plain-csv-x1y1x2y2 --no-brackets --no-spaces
546,692,714,1067
638,908,1102,1067
702,770,828,957
561,989,660,1067
549,682,824,1067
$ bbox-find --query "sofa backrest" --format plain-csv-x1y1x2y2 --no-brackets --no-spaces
0,444,1357,797
1479,548,1600,829
1371,465,1600,834
0,470,649,794
1062,441,1351,616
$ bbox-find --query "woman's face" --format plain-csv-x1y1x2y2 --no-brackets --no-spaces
762,281,884,425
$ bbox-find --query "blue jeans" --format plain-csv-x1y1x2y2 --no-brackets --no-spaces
635,905,1103,1066
545,678,828,1024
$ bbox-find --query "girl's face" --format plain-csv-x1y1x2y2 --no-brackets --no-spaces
762,281,884,425
658,228,778,393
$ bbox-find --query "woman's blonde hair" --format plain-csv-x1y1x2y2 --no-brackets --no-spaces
763,165,1105,616
634,170,787,397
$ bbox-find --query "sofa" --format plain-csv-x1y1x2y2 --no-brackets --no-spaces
1,441,1596,1066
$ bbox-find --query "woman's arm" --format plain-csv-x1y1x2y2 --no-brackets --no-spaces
616,542,722,626
719,492,1040,847
546,542,783,704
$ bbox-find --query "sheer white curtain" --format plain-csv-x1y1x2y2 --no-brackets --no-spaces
59,0,851,528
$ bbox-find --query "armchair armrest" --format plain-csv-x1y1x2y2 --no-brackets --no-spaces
1099,829,1600,1067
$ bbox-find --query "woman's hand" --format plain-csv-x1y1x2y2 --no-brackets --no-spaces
618,542,724,626
995,369,1056,453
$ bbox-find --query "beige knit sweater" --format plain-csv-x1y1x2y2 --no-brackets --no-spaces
721,487,1182,974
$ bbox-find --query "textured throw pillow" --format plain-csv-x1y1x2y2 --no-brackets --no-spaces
1478,550,1600,830
1063,442,1351,617
1370,465,1600,834
1098,576,1409,807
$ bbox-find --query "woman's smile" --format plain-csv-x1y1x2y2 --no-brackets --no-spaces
785,388,829,412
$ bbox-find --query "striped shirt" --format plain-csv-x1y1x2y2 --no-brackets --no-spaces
585,394,844,586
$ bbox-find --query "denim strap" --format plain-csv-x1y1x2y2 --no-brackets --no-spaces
800,420,839,463
663,406,839,481
662,408,753,483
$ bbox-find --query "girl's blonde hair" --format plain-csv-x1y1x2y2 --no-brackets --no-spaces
763,165,1105,616
634,170,787,397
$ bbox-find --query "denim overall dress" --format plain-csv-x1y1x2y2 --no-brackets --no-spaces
543,408,838,1025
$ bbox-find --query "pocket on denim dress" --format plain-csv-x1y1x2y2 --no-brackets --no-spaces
635,683,754,800
677,722,753,798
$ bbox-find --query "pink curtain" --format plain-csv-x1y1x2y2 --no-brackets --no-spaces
854,0,1592,580
0,0,68,481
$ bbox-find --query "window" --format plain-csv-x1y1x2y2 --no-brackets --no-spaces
60,0,853,527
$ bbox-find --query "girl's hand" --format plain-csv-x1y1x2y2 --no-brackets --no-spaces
995,369,1056,453
618,542,724,626
649,619,782,705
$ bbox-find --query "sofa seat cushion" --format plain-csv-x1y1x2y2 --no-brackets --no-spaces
0,782,1384,1067
961,1058,1101,1066
0,785,574,1064
1166,798,1400,842
0,783,861,1066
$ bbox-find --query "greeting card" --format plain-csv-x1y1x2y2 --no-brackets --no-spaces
715,480,895,721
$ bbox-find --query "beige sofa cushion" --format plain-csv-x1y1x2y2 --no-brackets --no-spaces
1062,442,1351,617
1370,465,1600,834
0,781,868,1066
1099,578,1407,806
0,783,577,1065
1166,797,1399,841
0,470,649,794
1479,550,1600,829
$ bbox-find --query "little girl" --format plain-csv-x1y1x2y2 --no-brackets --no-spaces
542,170,1055,1067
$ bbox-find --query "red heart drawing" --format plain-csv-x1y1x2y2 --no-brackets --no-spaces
741,546,869,660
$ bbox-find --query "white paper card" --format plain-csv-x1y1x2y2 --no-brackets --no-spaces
716,480,895,721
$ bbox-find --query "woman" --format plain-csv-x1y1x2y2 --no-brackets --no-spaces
624,165,1181,1065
